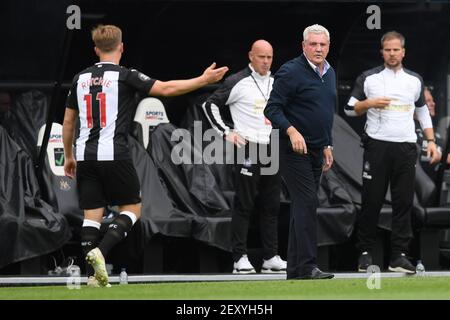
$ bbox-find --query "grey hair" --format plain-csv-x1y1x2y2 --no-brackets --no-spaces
303,24,330,42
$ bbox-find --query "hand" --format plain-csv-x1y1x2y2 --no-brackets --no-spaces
64,155,77,179
287,126,307,154
369,97,391,109
427,141,441,164
225,131,247,148
202,62,229,84
322,148,333,172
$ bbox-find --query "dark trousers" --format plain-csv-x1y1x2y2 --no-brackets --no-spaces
231,142,281,261
357,138,417,257
279,139,323,279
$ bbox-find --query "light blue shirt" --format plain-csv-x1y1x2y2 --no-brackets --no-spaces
305,56,330,78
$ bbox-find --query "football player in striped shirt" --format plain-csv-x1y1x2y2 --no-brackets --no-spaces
63,24,228,286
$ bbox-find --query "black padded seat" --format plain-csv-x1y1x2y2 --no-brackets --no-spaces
423,207,450,228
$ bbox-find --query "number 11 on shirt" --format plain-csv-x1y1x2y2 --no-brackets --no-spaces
84,92,107,128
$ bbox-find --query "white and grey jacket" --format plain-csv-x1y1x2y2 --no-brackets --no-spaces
202,64,273,144
345,65,432,143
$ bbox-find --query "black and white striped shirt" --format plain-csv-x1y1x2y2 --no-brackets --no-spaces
66,62,155,161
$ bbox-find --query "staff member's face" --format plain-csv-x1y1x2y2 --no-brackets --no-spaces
249,42,273,76
381,38,405,69
302,33,330,66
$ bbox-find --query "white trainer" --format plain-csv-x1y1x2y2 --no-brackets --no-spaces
233,254,256,274
261,255,287,273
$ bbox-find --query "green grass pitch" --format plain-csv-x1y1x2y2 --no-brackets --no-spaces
0,277,450,300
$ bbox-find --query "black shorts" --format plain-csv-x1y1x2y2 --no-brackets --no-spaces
76,159,141,210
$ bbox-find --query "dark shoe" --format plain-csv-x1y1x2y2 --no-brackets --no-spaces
295,267,334,280
388,253,415,274
358,251,372,272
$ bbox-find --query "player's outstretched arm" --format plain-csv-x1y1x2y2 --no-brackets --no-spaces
149,62,229,97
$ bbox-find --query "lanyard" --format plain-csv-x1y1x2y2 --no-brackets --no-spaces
250,74,271,102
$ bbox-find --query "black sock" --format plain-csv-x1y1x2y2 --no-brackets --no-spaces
81,226,100,277
98,214,133,257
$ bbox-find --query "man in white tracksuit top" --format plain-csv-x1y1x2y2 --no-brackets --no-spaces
345,31,439,274
203,40,286,274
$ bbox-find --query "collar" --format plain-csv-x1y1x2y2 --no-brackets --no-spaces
303,54,330,77
248,63,271,80
95,61,117,65
382,66,404,76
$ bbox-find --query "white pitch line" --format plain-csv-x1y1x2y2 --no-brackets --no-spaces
1,271,450,286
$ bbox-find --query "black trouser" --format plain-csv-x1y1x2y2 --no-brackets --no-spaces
357,138,417,257
231,142,281,261
279,139,323,279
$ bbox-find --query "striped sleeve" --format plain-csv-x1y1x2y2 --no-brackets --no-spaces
202,76,237,136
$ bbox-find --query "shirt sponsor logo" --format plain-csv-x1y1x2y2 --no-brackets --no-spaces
253,99,266,114
384,100,412,112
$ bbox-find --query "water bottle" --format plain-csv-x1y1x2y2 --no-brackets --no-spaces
66,264,81,277
66,265,81,290
416,260,425,277
119,268,128,284
106,264,113,276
